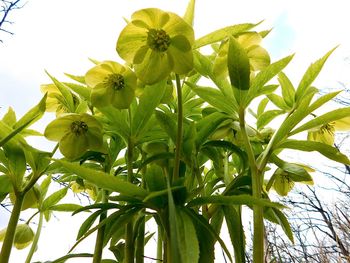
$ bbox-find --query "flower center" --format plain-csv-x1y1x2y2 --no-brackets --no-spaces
147,29,171,52
70,121,88,135
320,123,335,135
104,74,125,91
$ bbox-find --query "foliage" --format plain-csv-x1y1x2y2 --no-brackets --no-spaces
1,1,349,263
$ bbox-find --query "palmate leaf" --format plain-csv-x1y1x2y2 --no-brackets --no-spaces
278,72,295,107
276,139,350,165
194,22,260,49
57,160,148,198
41,188,68,211
257,109,285,130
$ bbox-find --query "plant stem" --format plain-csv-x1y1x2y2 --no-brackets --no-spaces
156,225,163,263
238,108,264,263
25,212,44,263
135,216,145,263
0,193,24,263
173,74,183,181
125,110,135,263
92,191,107,263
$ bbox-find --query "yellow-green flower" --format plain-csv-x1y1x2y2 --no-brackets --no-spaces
85,61,136,109
213,32,270,77
44,113,103,160
116,8,195,84
307,116,350,145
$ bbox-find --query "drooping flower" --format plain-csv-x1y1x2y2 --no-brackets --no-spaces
40,84,79,116
85,61,136,109
116,8,195,84
307,116,350,145
213,32,271,77
44,113,103,160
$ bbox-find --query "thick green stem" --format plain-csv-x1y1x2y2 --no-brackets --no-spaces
25,212,44,263
135,216,145,263
125,132,135,263
238,108,264,263
0,193,24,263
92,191,107,263
173,74,183,181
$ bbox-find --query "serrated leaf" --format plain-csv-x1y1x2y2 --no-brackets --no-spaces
194,22,259,49
64,73,86,84
63,82,91,100
276,139,350,165
295,47,337,102
291,107,350,135
223,206,245,263
77,210,104,239
193,50,213,77
247,54,294,105
57,160,148,198
278,72,295,107
267,94,290,110
257,97,269,117
155,110,177,143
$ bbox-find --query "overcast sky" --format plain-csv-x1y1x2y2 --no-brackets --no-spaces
1,0,350,262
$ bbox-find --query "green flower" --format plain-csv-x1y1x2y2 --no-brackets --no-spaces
85,61,136,109
213,32,270,77
44,113,103,160
116,8,195,84
307,116,350,145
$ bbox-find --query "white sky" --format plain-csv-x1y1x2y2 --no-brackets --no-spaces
1,0,350,262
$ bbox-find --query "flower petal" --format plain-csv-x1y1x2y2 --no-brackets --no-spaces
334,116,350,131
44,115,78,141
85,64,111,88
135,50,173,84
59,133,88,160
131,8,166,28
163,12,194,44
238,32,262,48
171,35,192,52
168,45,193,74
111,86,135,109
246,45,270,71
90,83,114,108
116,23,148,63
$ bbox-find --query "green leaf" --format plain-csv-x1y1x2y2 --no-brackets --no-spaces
295,47,337,102
176,208,200,263
190,84,237,115
290,107,350,136
132,80,167,138
276,139,350,165
49,203,82,212
223,206,245,263
193,50,213,77
267,94,290,111
188,195,285,209
195,112,230,148
64,73,86,84
4,145,26,191
57,160,148,198
63,82,91,100
46,71,75,112
155,110,177,143
0,175,13,194
13,94,47,130
270,208,294,243
272,156,313,183
183,0,195,26
247,54,294,105
257,98,269,117
257,110,284,129
228,37,250,91
40,175,52,200
77,210,103,239
194,22,259,49
278,72,295,107
41,188,68,211
2,107,17,126
184,208,232,262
